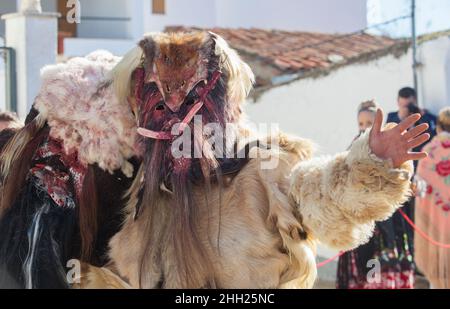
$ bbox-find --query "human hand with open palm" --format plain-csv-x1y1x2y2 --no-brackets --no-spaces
369,109,430,168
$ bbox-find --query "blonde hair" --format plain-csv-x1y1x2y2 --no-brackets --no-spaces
211,32,255,105
108,46,144,104
357,100,378,115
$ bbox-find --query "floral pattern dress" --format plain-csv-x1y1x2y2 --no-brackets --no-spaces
336,132,416,289
336,214,415,289
415,132,450,288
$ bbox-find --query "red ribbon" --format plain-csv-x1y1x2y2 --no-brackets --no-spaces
316,251,345,269
399,208,450,249
316,208,450,270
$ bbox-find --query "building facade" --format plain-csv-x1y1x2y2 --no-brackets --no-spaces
54,0,368,57
244,33,450,155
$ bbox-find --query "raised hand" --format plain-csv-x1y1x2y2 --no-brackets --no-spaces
369,109,430,168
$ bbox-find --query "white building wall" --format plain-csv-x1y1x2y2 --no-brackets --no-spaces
245,37,450,156
417,36,450,113
77,0,133,39
142,0,367,33
245,52,412,155
143,0,217,33
215,0,367,33
64,0,368,56
64,0,145,57
64,38,136,57
3,12,59,119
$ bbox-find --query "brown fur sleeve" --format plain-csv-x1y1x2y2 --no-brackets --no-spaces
289,129,413,250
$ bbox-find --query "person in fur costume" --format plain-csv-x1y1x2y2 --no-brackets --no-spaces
0,32,430,289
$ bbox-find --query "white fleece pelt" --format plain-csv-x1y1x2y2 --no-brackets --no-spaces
34,51,137,177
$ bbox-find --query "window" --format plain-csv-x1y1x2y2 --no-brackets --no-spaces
152,0,165,15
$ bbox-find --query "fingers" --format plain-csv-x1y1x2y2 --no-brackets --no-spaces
404,123,429,140
397,113,421,132
372,109,383,134
406,152,428,161
407,133,430,149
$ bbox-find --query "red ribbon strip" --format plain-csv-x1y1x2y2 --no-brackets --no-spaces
316,208,450,270
398,208,450,249
316,251,345,269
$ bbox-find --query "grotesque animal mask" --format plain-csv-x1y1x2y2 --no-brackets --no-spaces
141,32,210,113
109,31,255,288
113,32,253,141
112,31,254,179
135,32,253,140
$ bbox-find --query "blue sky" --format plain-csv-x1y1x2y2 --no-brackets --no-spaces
367,0,450,38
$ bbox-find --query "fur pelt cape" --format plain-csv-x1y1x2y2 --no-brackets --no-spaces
0,35,413,289
0,51,138,288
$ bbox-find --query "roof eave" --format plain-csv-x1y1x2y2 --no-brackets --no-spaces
250,39,411,102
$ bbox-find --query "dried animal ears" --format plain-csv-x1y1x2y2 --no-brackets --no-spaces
138,37,158,82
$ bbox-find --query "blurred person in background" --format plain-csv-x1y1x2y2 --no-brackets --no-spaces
414,107,450,289
0,111,21,132
386,87,437,262
337,100,416,289
0,111,22,153
387,87,437,155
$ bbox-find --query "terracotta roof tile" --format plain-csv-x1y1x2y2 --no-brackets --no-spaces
165,26,402,87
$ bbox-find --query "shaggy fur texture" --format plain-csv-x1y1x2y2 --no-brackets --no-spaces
290,129,413,251
0,32,414,289
35,51,137,177
76,32,414,289
108,32,256,289
86,134,317,289
83,130,412,289
0,51,139,288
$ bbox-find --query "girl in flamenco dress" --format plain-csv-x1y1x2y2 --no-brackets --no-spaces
337,100,415,289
